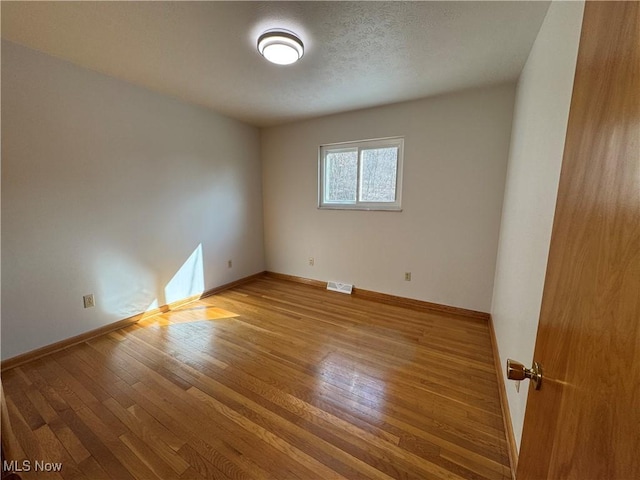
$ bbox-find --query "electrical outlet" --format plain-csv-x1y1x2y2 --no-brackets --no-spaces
309,257,314,266
228,259,232,268
83,294,95,309
405,272,411,281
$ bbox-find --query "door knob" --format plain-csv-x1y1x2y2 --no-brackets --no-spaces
506,359,543,390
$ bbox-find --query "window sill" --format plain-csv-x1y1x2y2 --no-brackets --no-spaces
318,205,402,212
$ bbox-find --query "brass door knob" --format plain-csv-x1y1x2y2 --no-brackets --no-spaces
507,359,543,390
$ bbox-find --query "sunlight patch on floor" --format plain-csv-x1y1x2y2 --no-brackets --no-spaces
137,303,240,327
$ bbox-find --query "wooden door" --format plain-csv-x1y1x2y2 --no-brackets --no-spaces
517,2,639,479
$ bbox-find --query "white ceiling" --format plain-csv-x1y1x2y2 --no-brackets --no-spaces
1,1,550,127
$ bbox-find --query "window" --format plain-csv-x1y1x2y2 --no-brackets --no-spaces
319,137,404,210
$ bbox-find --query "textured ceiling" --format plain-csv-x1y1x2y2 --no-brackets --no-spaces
1,1,550,127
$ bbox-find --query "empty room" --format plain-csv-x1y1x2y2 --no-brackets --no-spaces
1,1,637,479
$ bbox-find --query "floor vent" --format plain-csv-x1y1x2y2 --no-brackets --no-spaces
327,281,353,294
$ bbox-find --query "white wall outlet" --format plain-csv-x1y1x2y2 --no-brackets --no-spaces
228,259,232,268
309,257,314,266
405,272,411,281
83,294,95,309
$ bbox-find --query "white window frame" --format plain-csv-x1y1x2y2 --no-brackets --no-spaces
318,137,404,211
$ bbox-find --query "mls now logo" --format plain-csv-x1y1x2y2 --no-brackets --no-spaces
3,460,63,473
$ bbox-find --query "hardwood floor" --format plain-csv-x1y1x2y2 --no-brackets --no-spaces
1,277,511,480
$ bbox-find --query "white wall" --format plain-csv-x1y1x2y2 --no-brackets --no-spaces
491,1,584,450
1,41,265,360
262,85,515,312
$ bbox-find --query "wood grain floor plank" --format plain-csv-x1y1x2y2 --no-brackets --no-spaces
118,432,181,480
124,378,315,480
4,396,36,464
144,316,502,439
18,363,71,414
48,417,91,465
175,444,234,480
183,368,467,480
2,277,510,479
3,371,47,432
103,398,190,475
31,424,85,480
76,456,112,480
134,300,504,464
57,407,136,480
184,387,356,480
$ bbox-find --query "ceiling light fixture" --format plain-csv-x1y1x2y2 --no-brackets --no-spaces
257,30,304,65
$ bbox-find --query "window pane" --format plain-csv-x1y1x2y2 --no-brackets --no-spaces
325,149,357,203
359,147,398,202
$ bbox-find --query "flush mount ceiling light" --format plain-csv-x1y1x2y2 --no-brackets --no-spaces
257,30,304,65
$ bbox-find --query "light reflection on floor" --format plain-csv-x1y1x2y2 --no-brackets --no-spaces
317,351,387,413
